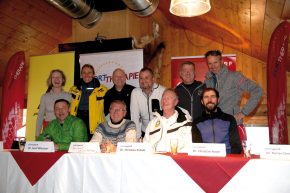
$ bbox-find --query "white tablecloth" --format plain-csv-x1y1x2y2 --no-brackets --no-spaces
220,159,290,193
1,151,290,193
0,152,204,193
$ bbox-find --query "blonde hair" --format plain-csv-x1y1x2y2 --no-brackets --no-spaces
46,69,66,92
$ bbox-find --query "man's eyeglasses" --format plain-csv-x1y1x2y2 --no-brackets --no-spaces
110,108,126,113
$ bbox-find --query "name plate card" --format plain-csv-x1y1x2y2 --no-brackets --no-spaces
0,141,3,151
24,141,55,152
260,145,290,160
69,142,100,153
187,143,226,157
116,142,151,154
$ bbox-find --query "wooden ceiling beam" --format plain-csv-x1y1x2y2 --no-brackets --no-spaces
281,0,290,19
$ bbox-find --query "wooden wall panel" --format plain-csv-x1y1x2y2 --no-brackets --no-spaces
251,0,267,59
237,0,251,55
72,10,128,42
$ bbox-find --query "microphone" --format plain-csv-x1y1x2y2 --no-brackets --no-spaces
151,99,160,112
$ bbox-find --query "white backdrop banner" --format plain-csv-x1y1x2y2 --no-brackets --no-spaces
79,49,143,88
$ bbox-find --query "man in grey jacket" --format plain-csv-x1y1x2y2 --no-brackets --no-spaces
204,50,263,124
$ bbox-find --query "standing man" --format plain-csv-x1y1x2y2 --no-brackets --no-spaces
37,99,88,151
192,88,241,154
70,64,108,141
204,50,263,124
143,89,192,153
175,61,205,121
104,68,135,119
130,67,166,138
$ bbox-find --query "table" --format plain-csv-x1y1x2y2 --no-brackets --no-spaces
0,151,290,193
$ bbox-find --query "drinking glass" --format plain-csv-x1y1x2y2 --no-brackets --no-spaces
18,138,26,151
241,140,251,158
170,139,178,155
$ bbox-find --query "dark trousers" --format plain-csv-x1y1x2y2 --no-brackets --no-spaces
141,131,145,138
77,110,93,141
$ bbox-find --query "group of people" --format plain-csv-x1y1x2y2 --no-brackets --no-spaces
36,50,263,154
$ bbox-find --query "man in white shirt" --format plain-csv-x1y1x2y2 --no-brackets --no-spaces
130,67,166,139
143,89,192,153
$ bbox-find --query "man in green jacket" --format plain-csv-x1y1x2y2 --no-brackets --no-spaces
37,99,88,151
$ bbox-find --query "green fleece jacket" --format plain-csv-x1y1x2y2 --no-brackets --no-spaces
37,115,88,150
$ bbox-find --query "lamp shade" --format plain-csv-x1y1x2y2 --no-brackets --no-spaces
170,0,211,17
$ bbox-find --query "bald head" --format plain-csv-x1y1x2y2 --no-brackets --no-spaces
112,68,126,91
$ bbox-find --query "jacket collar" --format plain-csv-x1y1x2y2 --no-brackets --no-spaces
112,84,129,92
77,78,100,90
206,65,228,79
154,106,187,123
202,107,223,119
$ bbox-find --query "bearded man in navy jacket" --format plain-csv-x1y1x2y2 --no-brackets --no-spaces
192,88,241,154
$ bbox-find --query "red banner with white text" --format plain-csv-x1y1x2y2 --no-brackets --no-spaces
0,51,26,149
267,21,290,144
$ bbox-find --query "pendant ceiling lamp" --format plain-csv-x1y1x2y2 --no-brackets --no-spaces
170,0,211,17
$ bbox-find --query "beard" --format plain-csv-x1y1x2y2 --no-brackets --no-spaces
205,102,218,113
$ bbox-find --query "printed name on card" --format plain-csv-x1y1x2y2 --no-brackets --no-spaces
69,142,101,153
24,141,55,152
187,143,226,157
260,144,290,160
116,142,152,154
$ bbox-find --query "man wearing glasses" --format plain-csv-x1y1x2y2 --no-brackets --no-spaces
90,100,137,152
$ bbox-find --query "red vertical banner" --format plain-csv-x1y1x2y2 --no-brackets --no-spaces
267,21,290,144
0,51,26,149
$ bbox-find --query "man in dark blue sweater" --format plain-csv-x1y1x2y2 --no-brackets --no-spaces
104,68,135,120
192,88,241,154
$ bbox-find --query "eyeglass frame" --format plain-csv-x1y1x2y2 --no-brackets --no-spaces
109,108,127,113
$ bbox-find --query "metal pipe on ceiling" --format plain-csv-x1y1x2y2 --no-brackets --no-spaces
45,0,101,28
122,0,159,17
45,0,159,29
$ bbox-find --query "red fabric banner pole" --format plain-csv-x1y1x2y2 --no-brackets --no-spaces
0,51,26,149
267,21,290,144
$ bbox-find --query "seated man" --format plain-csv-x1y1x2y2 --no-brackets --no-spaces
143,88,192,153
37,99,88,151
90,100,137,153
192,88,241,154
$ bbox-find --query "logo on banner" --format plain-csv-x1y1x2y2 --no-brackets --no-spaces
1,51,26,149
79,49,143,88
2,103,22,144
95,72,139,83
267,21,290,144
